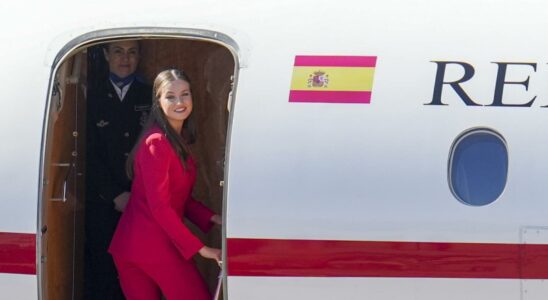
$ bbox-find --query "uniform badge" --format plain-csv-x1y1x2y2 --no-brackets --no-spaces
134,105,151,111
308,70,329,88
96,120,109,128
107,93,113,98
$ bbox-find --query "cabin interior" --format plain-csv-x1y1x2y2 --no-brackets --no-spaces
40,37,235,299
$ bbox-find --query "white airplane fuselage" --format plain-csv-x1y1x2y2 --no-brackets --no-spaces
1,0,548,299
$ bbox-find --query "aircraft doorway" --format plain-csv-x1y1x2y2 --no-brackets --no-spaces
40,32,237,300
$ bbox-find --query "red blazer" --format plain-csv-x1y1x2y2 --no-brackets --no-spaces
109,126,214,263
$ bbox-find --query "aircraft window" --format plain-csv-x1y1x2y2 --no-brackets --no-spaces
448,128,508,206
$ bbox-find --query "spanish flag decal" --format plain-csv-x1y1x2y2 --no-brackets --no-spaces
289,55,377,104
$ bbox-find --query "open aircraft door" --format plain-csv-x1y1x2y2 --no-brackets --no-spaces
40,53,86,300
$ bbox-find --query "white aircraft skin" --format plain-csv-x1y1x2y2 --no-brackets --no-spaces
1,0,548,299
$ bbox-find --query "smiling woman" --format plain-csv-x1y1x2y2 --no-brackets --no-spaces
158,72,194,132
40,34,236,300
103,41,140,79
109,68,222,300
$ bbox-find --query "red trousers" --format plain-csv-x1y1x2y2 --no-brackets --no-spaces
113,256,210,300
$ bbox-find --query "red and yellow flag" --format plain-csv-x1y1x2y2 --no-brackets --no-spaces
288,55,377,104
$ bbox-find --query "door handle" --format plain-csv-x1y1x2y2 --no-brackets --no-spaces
50,162,74,202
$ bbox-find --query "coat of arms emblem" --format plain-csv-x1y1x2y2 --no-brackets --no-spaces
307,70,329,88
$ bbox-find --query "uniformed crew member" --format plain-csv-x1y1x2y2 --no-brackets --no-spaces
85,39,151,300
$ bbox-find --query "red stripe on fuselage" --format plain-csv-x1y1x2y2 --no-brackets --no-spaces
0,232,36,275
227,238,548,279
3,233,548,279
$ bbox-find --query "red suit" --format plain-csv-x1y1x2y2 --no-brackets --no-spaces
109,125,214,300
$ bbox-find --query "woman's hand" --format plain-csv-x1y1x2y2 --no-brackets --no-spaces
198,246,221,263
113,192,131,212
210,214,222,226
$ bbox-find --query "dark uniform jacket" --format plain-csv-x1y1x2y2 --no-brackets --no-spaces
86,79,152,235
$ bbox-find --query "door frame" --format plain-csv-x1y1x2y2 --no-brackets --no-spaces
37,27,241,300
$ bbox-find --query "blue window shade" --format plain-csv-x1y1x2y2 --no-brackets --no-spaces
449,130,508,206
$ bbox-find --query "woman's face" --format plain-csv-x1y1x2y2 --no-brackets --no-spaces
104,40,140,78
159,79,193,130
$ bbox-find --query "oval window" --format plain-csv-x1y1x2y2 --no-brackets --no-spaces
448,129,508,206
